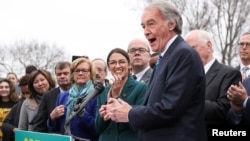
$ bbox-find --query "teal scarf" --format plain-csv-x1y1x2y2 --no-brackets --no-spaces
66,80,94,118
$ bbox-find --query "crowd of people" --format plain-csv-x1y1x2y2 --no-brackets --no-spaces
0,1,250,141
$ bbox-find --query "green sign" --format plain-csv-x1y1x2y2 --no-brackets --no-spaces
15,130,72,141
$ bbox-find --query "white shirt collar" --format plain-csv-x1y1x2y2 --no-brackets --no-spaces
240,63,250,70
240,63,250,78
59,87,68,93
204,58,215,74
134,66,150,81
160,35,178,57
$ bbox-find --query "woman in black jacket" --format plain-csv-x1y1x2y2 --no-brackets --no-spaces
1,75,30,141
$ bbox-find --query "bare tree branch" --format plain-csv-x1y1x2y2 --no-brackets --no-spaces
1,40,69,77
212,0,250,65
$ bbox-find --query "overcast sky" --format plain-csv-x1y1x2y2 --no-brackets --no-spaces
0,0,146,60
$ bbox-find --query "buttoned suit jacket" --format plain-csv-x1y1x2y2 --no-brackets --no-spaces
128,36,207,141
205,60,242,125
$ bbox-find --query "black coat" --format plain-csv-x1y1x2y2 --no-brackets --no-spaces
1,99,24,141
205,60,242,125
31,87,60,132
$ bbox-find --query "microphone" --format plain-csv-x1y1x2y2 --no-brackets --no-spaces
64,82,104,140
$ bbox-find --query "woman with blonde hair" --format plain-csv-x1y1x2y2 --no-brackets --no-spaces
47,58,99,141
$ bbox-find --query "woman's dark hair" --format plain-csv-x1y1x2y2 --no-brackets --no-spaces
0,79,19,102
28,69,56,103
106,48,130,66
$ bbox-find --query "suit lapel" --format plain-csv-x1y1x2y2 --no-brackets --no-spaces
235,65,240,71
140,68,153,83
205,60,219,86
143,36,184,104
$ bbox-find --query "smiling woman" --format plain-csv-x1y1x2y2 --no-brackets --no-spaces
95,48,147,141
47,58,99,141
18,70,56,131
0,79,19,141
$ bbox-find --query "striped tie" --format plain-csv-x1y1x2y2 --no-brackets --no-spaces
155,55,162,72
152,55,162,78
242,67,249,79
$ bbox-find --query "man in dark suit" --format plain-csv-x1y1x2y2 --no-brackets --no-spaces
127,38,153,83
100,1,207,141
227,78,250,125
185,30,242,136
227,33,250,126
235,32,250,80
32,61,72,132
227,78,250,140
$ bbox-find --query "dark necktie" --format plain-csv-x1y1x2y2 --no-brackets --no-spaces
133,75,137,80
155,55,162,72
152,55,162,78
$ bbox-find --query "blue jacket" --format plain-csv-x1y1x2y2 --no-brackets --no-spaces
47,92,99,141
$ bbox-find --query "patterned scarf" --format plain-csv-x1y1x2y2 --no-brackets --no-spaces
66,80,94,118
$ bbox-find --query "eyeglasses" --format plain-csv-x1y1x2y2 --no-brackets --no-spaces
108,59,127,67
128,48,149,54
74,69,90,74
238,42,250,48
96,68,105,73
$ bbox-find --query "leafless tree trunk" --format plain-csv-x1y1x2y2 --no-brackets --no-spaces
183,1,214,30
211,0,250,66
1,40,69,77
0,45,13,75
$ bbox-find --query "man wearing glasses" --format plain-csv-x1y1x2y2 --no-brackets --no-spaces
237,32,250,80
127,38,153,83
